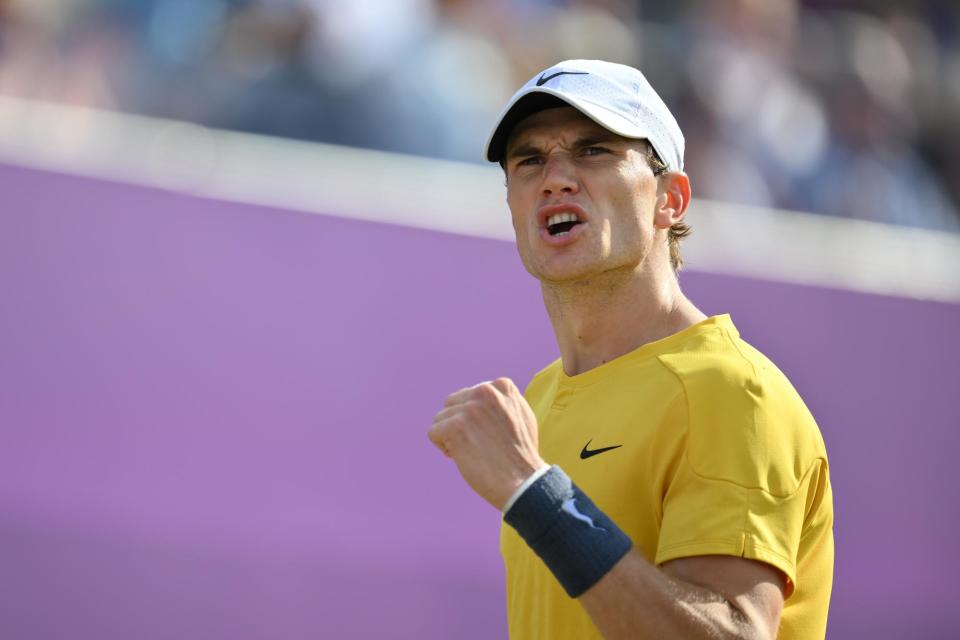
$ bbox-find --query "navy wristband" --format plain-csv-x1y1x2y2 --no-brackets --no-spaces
504,465,633,598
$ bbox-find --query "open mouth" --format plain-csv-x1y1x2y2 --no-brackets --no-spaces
546,212,583,236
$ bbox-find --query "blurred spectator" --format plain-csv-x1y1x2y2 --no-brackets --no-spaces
0,0,957,231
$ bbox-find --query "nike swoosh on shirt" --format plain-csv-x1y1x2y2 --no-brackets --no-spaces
580,439,622,459
536,71,589,86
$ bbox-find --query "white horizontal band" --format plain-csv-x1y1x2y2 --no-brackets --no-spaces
0,95,956,303
502,464,552,515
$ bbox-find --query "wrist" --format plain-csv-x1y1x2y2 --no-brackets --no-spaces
503,465,632,598
501,463,552,514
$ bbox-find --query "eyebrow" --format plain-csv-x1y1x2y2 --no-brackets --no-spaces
573,132,623,147
505,131,625,161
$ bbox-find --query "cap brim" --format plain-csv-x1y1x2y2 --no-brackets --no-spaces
483,87,655,163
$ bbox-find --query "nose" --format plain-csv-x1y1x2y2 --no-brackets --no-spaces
541,155,579,197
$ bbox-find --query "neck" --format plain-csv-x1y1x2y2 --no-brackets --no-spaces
541,265,706,377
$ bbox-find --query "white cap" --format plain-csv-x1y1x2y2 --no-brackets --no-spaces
483,59,684,172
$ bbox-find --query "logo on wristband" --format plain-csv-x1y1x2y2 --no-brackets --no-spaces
562,498,607,532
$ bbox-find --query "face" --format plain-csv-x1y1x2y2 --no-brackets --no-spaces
504,107,678,286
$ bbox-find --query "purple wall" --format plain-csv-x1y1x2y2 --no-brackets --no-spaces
1,164,957,638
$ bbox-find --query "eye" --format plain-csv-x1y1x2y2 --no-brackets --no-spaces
582,146,609,156
516,156,543,167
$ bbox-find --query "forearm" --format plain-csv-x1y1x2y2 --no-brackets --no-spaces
503,466,780,640
579,551,771,640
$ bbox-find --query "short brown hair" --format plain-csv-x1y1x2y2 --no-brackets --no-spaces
645,145,692,272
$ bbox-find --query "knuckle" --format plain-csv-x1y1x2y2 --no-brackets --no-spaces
491,377,517,395
443,387,469,407
475,384,498,401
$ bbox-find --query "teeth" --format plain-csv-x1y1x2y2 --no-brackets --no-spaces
546,212,580,227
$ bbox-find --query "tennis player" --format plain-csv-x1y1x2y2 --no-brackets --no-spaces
428,59,833,639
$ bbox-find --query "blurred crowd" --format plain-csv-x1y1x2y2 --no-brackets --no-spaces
2,0,959,231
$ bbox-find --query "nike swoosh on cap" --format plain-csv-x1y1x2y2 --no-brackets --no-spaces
536,70,589,86
580,439,623,460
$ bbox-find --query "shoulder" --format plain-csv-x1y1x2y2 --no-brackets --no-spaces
657,322,827,497
657,323,796,406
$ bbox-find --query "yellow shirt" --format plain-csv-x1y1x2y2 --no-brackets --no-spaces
501,315,833,639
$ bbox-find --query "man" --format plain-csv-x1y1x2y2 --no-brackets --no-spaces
428,60,833,640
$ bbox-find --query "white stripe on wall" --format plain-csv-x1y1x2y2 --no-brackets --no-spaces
0,96,957,303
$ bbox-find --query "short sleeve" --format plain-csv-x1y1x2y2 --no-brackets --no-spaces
654,347,829,596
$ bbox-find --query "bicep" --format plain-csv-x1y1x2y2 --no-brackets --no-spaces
661,555,786,639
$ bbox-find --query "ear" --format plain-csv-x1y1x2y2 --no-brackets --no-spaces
653,172,691,230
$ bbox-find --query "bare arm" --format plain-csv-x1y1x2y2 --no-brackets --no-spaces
429,378,785,639
580,552,785,640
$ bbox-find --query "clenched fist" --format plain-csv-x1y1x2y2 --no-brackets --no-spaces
428,377,546,510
